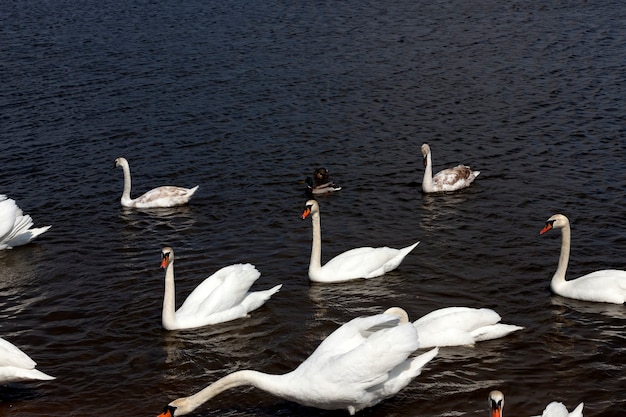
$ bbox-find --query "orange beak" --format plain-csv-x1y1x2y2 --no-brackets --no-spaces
491,407,501,417
540,223,553,235
158,406,174,417
160,254,169,269
301,206,311,219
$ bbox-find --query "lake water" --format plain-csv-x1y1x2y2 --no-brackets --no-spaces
1,1,625,416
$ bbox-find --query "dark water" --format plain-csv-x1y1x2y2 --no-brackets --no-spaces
1,1,625,416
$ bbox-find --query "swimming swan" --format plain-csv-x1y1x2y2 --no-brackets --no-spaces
540,214,626,304
114,157,199,208
160,247,282,330
420,143,480,193
157,307,438,416
301,199,419,283
0,195,50,250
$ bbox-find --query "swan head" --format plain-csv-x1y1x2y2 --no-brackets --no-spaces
383,307,410,324
421,143,431,167
488,390,504,417
161,247,174,269
113,157,128,169
157,404,178,417
301,199,319,220
540,214,569,235
157,399,191,417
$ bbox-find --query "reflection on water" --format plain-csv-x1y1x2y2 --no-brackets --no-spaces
550,296,626,321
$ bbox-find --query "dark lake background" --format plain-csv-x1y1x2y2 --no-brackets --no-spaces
1,1,625,416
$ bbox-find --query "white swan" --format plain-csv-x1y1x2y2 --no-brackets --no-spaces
160,247,282,330
489,390,583,417
540,214,626,304
156,307,438,416
301,199,419,283
0,337,55,383
420,143,480,193
0,195,50,250
114,157,199,208
386,307,523,348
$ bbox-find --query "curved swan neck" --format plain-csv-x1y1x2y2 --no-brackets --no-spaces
309,209,323,278
162,261,178,330
177,370,283,415
553,223,571,285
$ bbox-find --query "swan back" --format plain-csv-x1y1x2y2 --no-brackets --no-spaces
412,307,522,348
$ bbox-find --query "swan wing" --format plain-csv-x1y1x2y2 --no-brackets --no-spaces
432,165,480,191
176,264,261,318
0,197,50,249
0,337,37,369
0,366,55,383
322,242,418,281
413,307,522,347
302,314,402,366
0,197,18,241
413,307,501,332
0,338,55,383
133,185,199,208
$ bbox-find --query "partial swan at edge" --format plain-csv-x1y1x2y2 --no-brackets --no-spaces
0,195,50,250
0,337,55,383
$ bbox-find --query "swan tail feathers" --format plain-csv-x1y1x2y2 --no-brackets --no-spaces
471,324,524,342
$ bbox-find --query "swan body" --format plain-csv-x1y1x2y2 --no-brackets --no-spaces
420,143,480,193
114,157,199,208
160,247,282,330
411,307,523,348
301,199,419,283
157,308,438,416
0,195,50,250
540,214,626,304
0,337,55,383
489,390,583,417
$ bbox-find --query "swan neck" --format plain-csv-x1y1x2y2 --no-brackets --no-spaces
309,211,323,278
553,224,571,284
162,262,178,330
120,161,133,202
422,152,433,190
182,370,283,414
